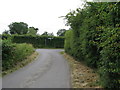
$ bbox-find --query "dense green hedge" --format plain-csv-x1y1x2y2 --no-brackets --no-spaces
65,2,120,88
2,39,34,71
98,27,120,88
64,30,73,54
2,35,64,48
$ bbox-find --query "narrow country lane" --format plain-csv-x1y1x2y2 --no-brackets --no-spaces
2,49,70,88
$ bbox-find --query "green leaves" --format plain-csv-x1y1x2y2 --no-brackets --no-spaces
2,41,34,71
9,22,28,35
27,27,38,35
64,2,120,88
57,29,66,36
11,35,65,48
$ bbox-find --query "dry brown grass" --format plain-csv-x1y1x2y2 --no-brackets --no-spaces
63,53,102,88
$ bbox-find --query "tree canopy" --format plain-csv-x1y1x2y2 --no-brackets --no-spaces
27,27,38,35
57,29,66,36
41,31,54,36
9,22,28,35
2,30,9,35
3,22,39,35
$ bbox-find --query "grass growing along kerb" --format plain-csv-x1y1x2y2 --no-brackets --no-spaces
60,52,101,88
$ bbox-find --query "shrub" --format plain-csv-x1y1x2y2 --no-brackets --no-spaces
2,39,16,71
2,39,34,71
99,27,120,88
64,30,73,55
64,2,120,88
14,43,34,62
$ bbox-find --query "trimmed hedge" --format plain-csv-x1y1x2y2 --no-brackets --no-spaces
2,35,65,48
2,39,34,71
65,2,120,88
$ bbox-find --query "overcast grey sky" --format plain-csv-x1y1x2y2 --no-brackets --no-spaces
0,0,85,35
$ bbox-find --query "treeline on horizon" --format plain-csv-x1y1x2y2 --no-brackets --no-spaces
64,2,120,88
2,22,66,36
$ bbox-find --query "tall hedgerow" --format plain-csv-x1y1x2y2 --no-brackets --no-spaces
98,27,120,88
64,2,120,88
3,35,65,48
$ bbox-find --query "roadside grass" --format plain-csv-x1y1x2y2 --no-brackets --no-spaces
60,51,101,88
2,51,39,76
60,51,64,54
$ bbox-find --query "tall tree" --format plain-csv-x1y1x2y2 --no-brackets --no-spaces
9,22,28,35
57,29,66,36
48,32,54,36
41,31,54,36
27,27,38,35
41,31,48,36
2,30,9,35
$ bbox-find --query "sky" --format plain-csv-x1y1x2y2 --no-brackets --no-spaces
0,0,85,35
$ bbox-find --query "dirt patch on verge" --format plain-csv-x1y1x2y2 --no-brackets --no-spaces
2,51,39,76
63,53,101,88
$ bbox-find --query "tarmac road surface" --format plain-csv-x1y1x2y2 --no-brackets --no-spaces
2,49,70,88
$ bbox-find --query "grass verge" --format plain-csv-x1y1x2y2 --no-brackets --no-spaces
2,51,39,76
61,51,102,88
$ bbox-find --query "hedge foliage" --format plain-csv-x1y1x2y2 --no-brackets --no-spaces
65,2,120,88
2,39,34,71
2,35,64,48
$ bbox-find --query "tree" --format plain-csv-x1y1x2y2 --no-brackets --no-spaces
48,32,54,36
2,30,9,35
27,27,38,35
9,22,28,35
57,29,66,36
41,31,54,36
41,31,48,36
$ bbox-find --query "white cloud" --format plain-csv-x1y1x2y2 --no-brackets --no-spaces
0,0,84,35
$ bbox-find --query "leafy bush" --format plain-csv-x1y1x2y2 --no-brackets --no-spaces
2,39,15,71
2,39,34,71
64,30,73,54
99,27,120,88
64,2,120,88
14,43,34,62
